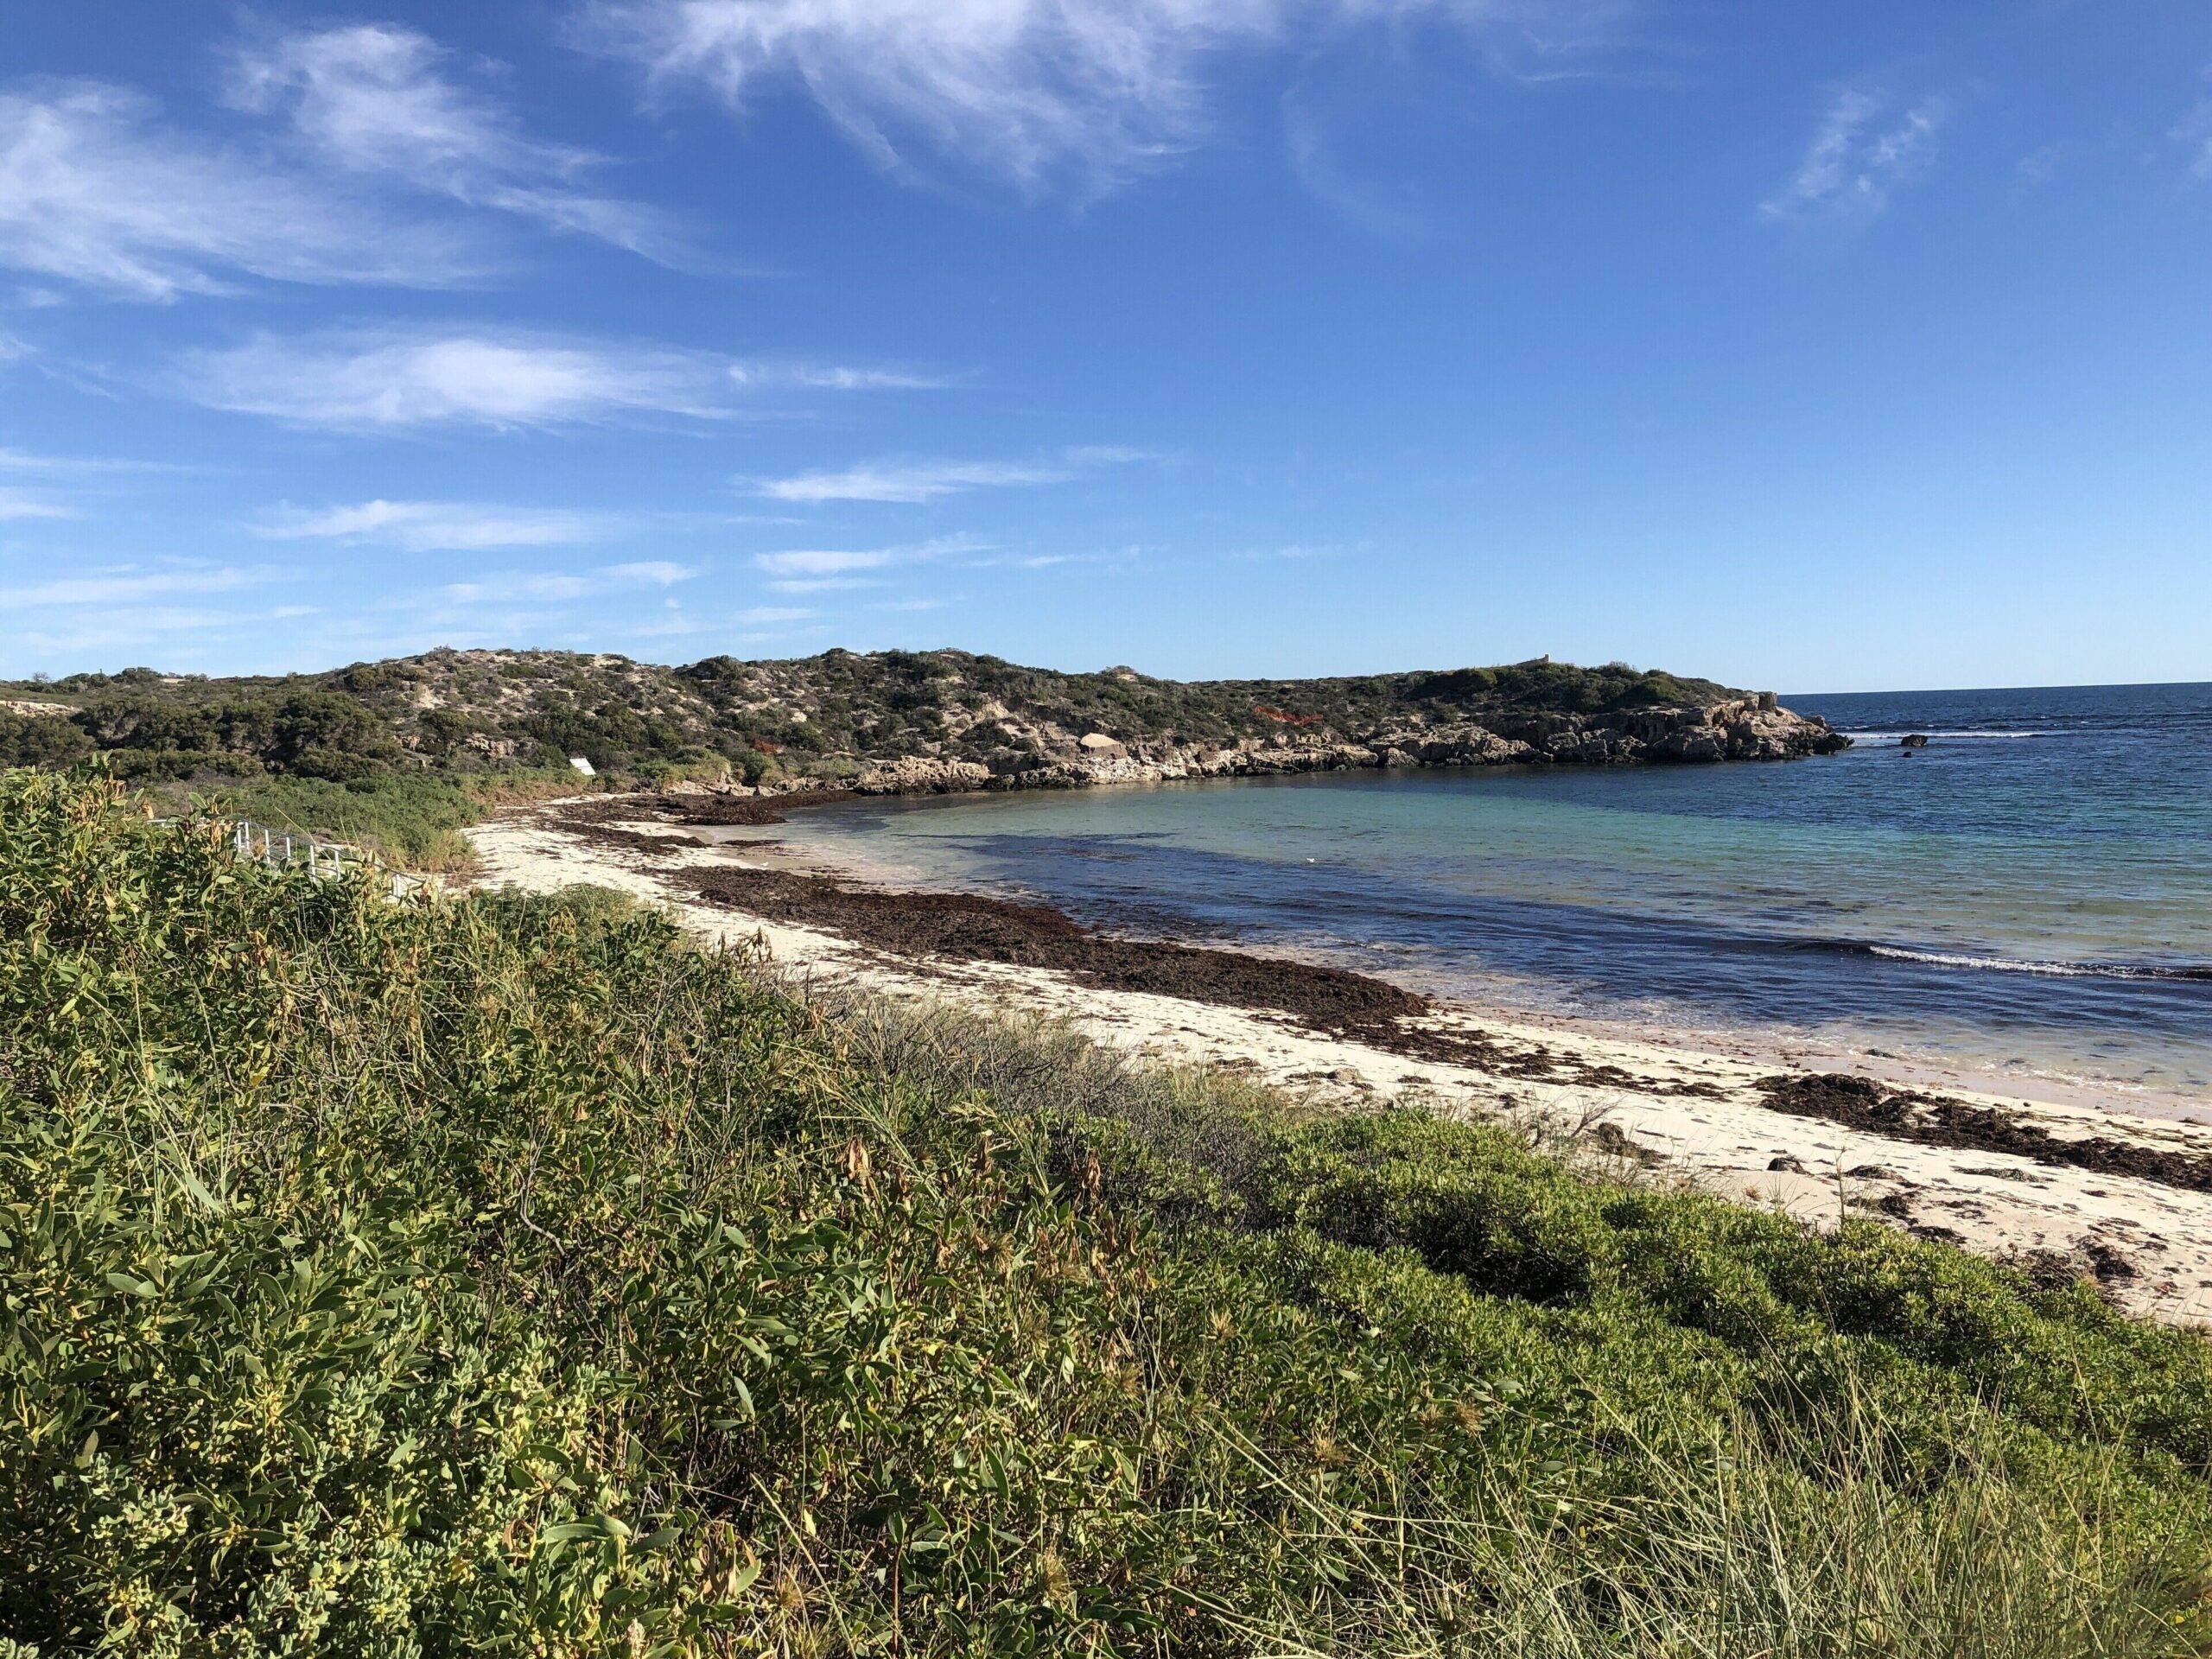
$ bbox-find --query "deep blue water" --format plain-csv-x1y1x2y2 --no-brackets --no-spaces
777,683,2212,1105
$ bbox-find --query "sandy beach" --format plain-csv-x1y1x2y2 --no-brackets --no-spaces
467,792,2212,1325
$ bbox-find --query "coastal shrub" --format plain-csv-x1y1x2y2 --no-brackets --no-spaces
66,688,399,779
0,712,92,770
1253,1112,1624,1303
1233,1108,2212,1477
2,771,2208,1656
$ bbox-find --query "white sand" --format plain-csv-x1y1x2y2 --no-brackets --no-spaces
467,804,2212,1326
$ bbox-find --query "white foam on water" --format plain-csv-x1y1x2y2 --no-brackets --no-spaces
1841,729,2051,741
1866,944,2195,981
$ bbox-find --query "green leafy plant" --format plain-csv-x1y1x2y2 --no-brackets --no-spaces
2,772,2203,1656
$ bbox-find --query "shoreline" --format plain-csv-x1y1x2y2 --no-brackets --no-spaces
467,792,2212,1325
738,780,2212,1124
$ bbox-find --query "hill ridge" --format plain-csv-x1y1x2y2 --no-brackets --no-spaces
0,645,1847,788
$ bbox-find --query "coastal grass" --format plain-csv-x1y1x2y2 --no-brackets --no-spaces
3,771,2209,1656
212,766,592,871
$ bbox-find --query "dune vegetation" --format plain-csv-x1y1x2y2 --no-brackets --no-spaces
214,770,592,873
3,772,2209,1656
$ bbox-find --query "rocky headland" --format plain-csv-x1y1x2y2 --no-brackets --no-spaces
0,647,1847,794
833,689,1846,798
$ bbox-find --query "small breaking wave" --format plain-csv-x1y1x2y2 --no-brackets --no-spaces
1863,944,2212,982
1840,729,2052,741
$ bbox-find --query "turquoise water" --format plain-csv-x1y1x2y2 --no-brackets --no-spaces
779,683,2212,1105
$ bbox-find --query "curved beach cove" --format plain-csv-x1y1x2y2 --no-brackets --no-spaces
772,682,2212,1111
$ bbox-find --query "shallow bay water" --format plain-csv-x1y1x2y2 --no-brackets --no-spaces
773,683,2212,1108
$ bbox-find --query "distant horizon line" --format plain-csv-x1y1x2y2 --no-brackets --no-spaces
1787,678,2212,699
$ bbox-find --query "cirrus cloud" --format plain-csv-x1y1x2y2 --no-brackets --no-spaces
0,81,492,302
754,457,1070,504
251,498,632,551
0,486,74,522
576,0,1634,197
1762,88,1947,228
160,326,944,430
226,23,690,264
752,445,1146,503
0,563,274,609
165,328,732,429
442,559,695,604
753,534,976,582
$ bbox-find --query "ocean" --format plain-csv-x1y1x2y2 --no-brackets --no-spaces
772,682,2212,1109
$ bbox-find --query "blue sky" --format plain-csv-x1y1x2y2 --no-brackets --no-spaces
3,2,2210,692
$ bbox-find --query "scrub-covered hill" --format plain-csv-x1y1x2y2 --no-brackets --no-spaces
0,645,1846,790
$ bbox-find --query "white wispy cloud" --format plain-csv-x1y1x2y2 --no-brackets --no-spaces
1763,88,1947,226
161,327,940,430
728,362,950,391
442,559,695,603
0,445,194,524
253,498,628,551
753,446,1142,503
765,575,882,593
577,0,1629,197
0,486,73,521
2172,75,2212,180
753,534,974,579
755,458,1068,504
14,608,248,658
735,604,815,623
620,607,715,639
0,565,270,607
0,445,182,474
1281,92,1435,244
0,81,492,301
167,328,729,429
1059,443,1153,465
226,23,689,264
753,547,908,576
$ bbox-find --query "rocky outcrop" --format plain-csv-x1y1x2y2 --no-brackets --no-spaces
851,756,994,794
832,696,1847,798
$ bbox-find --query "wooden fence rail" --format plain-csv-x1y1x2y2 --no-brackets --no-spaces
222,817,443,897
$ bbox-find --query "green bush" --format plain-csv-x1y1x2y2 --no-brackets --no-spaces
0,714,92,770
1,772,2205,1656
216,772,487,868
1246,1109,2212,1476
